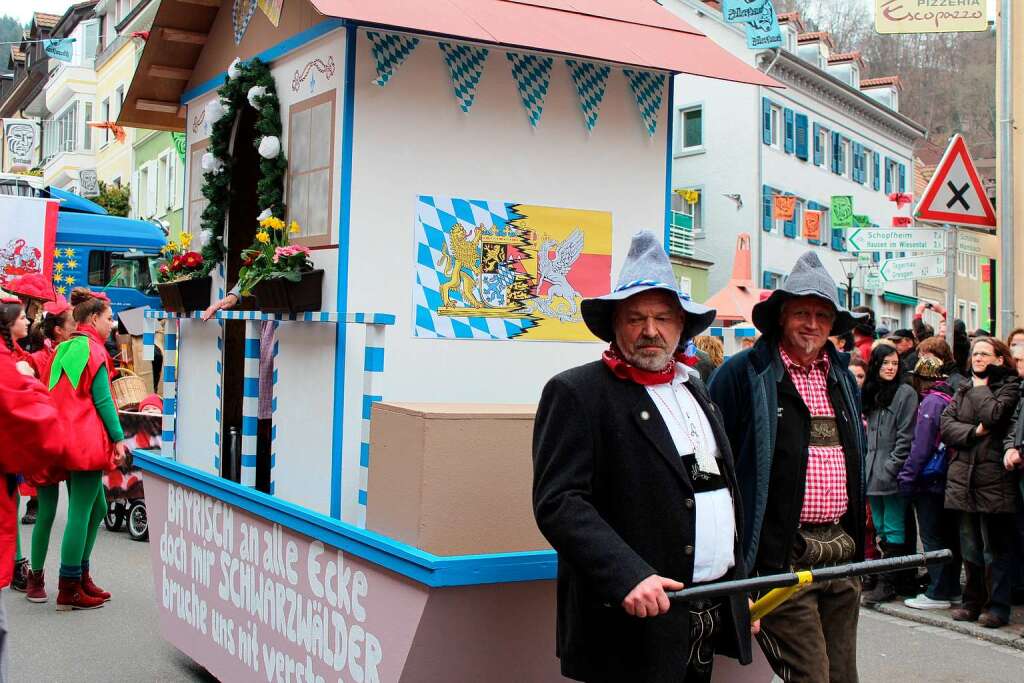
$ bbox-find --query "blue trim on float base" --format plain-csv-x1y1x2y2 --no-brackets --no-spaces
134,450,556,586
329,23,359,520
181,19,346,104
663,78,675,251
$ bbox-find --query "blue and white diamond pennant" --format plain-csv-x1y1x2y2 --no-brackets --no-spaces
438,42,489,113
566,59,611,133
366,31,420,87
507,53,554,128
623,69,667,137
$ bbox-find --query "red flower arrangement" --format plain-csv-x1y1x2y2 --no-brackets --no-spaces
155,233,205,283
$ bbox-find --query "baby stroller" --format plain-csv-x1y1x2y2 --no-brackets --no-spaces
103,396,161,542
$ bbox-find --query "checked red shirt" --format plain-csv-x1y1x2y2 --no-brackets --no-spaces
779,347,849,524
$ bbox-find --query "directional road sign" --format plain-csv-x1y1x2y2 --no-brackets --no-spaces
879,254,946,282
865,270,882,291
915,134,997,229
846,228,946,253
957,230,982,255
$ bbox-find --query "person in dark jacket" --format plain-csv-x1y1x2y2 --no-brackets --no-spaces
899,357,962,610
532,231,752,683
940,337,1021,629
917,336,967,392
709,252,866,683
861,344,918,604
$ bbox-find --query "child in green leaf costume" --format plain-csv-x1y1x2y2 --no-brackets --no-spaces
47,289,127,611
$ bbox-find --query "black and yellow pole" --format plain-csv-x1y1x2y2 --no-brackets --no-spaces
667,550,953,621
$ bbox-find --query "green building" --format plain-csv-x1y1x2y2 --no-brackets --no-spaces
132,129,185,238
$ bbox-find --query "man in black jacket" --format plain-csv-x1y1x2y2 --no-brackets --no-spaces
709,252,867,683
532,231,751,683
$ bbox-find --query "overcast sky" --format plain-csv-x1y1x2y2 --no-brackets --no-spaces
5,0,999,27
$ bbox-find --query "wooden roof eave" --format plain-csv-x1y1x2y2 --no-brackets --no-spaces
117,0,220,131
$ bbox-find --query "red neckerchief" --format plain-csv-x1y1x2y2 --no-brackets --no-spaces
602,343,681,386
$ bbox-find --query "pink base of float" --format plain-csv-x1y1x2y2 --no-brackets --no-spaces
139,452,561,682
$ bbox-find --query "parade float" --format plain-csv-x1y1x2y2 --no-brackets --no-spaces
117,0,778,679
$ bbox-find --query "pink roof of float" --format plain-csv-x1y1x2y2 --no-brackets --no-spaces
308,0,782,87
703,233,764,324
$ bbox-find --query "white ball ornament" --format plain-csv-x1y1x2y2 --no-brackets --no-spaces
227,58,242,80
204,98,227,124
257,208,272,222
201,152,224,174
257,135,281,159
247,85,267,109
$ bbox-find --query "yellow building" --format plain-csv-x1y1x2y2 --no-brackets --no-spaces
92,0,158,187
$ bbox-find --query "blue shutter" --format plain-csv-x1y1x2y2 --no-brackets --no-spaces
873,152,881,190
795,113,809,161
853,291,862,306
812,123,822,165
837,287,845,303
762,98,772,145
831,132,841,174
851,142,860,182
784,109,795,154
762,185,772,231
884,157,893,193
762,271,774,289
783,193,796,237
873,252,881,263
898,163,907,192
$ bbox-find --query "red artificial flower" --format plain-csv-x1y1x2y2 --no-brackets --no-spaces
170,255,183,272
159,264,170,276
241,251,257,267
183,251,203,269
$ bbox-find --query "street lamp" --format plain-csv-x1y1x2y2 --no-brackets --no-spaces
838,257,860,310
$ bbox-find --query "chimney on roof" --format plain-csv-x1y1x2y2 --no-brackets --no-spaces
731,233,753,287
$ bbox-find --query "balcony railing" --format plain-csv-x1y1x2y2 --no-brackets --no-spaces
41,101,84,165
669,210,695,259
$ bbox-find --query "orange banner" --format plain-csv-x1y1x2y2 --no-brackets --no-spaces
804,211,822,242
772,195,796,221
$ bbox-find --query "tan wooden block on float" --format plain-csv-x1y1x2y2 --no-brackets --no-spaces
366,402,550,556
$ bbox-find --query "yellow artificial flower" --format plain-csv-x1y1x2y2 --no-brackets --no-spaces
55,263,64,273
289,221,300,234
63,248,75,258
67,259,78,269
179,232,193,248
259,216,286,231
162,241,177,255
255,230,271,244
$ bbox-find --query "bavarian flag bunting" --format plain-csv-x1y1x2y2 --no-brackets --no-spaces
439,42,489,113
366,31,420,87
623,69,667,137
507,53,554,128
566,60,611,133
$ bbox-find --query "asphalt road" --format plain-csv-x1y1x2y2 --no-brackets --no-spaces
7,494,1024,682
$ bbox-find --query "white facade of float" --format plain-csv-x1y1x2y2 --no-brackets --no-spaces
176,25,670,524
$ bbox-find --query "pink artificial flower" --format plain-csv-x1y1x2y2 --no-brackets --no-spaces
272,245,312,264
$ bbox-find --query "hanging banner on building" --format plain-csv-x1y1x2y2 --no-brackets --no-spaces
803,211,822,242
438,42,489,114
874,0,987,35
744,1,783,49
0,194,58,290
367,31,420,87
831,195,854,228
79,169,100,197
171,131,187,163
772,194,796,220
42,38,75,62
3,118,40,167
508,53,554,128
723,0,769,23
414,195,612,341
257,0,283,27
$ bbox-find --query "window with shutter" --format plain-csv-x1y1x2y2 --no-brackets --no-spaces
898,164,906,192
831,132,841,174
812,123,822,165
884,157,893,193
795,113,808,161
287,91,337,245
873,153,881,191
762,98,772,145
784,109,794,154
762,186,772,232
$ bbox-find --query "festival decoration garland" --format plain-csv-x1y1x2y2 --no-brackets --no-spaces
198,57,287,275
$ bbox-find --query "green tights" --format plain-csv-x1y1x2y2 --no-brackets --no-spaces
30,484,60,571
14,490,21,562
59,472,106,578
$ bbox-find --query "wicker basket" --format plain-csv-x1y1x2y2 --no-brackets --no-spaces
112,368,148,410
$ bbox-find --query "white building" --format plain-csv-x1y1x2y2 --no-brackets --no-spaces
663,2,927,329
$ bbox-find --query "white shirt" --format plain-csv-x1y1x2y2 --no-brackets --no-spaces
646,364,736,583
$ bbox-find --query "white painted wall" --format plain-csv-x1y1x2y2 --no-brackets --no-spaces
173,318,222,475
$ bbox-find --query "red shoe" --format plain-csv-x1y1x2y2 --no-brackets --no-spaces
26,569,47,603
55,576,105,611
80,570,111,602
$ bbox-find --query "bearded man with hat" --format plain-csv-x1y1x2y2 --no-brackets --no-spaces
532,231,752,683
709,251,867,682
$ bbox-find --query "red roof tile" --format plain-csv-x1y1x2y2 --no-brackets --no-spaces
861,76,902,90
797,31,835,48
33,12,60,29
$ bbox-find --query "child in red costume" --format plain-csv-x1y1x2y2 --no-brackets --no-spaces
21,296,76,603
0,298,40,591
48,288,127,611
0,295,68,672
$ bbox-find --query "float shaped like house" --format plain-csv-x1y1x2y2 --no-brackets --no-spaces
119,1,777,680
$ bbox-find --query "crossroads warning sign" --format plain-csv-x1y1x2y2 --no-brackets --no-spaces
915,134,996,230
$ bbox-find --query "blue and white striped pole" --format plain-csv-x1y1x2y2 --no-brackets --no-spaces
357,321,387,528
240,320,262,488
161,319,179,459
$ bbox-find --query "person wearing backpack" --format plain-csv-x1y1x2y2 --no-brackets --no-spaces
898,357,962,610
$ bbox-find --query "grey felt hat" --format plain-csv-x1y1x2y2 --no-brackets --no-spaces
581,230,716,343
752,251,866,335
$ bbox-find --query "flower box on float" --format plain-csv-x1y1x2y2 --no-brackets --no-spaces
155,276,212,314
251,268,324,314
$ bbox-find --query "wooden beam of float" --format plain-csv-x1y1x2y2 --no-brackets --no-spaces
160,27,207,45
148,64,193,80
137,99,182,114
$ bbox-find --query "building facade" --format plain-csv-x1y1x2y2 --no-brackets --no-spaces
663,1,926,328
132,129,184,235
0,12,60,173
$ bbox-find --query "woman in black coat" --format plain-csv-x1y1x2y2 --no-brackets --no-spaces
940,337,1021,628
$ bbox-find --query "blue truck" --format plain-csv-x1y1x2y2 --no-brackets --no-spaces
1,175,166,314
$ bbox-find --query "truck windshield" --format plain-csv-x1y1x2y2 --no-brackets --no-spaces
106,253,158,293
